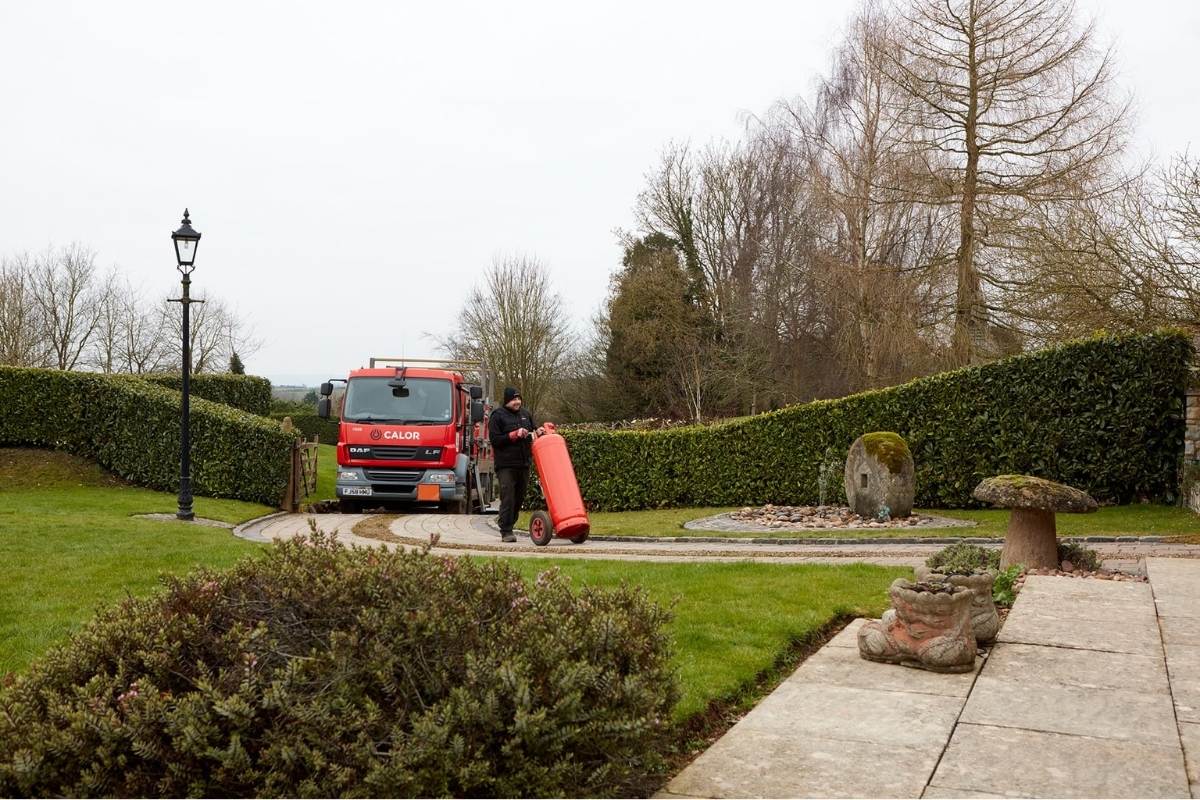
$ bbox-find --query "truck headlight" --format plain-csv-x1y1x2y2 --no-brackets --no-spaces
338,471,359,481
425,471,455,484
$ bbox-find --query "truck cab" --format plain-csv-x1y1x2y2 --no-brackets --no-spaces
317,359,494,514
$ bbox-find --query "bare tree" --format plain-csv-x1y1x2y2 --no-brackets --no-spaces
440,255,571,414
883,0,1130,364
0,253,49,367
1012,154,1200,338
161,294,261,374
771,2,955,389
30,243,104,370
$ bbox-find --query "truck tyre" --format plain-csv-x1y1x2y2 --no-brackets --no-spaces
529,510,554,547
338,498,360,514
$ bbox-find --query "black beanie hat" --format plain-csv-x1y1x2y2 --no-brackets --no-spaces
503,387,521,404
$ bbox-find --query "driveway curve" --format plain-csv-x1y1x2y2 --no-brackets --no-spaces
233,512,1200,568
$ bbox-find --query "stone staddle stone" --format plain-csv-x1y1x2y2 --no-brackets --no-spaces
844,432,915,519
973,474,1098,570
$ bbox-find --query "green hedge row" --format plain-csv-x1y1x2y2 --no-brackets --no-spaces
536,331,1193,511
269,412,339,444
0,368,297,506
143,373,272,417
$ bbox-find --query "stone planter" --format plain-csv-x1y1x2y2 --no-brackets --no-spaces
914,566,1000,644
858,579,976,673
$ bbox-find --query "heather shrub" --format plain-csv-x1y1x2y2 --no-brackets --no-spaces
0,532,678,798
925,542,1001,574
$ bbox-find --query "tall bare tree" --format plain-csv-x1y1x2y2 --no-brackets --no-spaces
884,0,1130,364
441,255,571,414
31,244,104,370
771,2,955,389
0,253,49,367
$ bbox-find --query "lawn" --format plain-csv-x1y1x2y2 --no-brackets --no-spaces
505,558,904,719
1,448,904,726
0,449,270,672
588,504,1200,539
314,442,338,500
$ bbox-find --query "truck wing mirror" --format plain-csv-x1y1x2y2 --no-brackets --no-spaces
469,385,483,400
317,397,332,420
470,398,485,424
319,382,333,397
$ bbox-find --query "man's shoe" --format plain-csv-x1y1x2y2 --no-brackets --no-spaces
501,531,517,543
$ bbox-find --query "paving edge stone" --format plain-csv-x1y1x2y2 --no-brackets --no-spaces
232,511,292,543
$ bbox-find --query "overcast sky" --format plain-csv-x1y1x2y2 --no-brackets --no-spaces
1,0,1196,385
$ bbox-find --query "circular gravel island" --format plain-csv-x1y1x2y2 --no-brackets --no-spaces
684,505,977,534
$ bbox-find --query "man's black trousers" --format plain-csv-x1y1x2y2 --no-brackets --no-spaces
496,466,530,533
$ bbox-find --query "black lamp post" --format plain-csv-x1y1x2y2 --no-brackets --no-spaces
169,209,202,521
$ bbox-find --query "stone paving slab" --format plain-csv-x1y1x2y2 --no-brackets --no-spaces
929,723,1191,799
736,681,969,749
997,609,1164,654
1148,558,1200,767
825,617,867,648
1180,722,1200,796
981,641,1168,691
1165,643,1200,724
1161,615,1200,648
922,786,1023,798
959,675,1180,745
665,728,944,799
786,642,976,698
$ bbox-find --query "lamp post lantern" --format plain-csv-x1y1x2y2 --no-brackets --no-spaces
170,209,202,521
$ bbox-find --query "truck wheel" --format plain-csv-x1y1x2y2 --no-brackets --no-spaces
529,510,554,546
338,498,360,514
569,531,589,544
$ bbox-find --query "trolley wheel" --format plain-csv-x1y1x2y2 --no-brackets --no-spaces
569,531,589,544
529,510,554,547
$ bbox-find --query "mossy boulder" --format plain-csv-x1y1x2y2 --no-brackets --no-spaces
844,432,915,518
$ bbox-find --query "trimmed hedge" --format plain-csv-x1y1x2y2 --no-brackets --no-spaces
269,412,339,444
0,367,297,506
143,373,272,417
542,331,1193,511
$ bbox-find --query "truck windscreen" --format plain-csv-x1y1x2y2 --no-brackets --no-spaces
343,377,453,424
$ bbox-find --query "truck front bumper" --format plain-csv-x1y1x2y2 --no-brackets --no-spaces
335,467,463,503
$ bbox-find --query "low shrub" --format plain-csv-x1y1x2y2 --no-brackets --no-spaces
1057,539,1102,571
0,367,295,505
926,542,1001,574
992,564,1023,607
0,532,678,798
531,331,1193,511
143,373,272,417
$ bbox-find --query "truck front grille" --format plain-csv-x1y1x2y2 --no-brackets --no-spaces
364,469,421,483
369,446,418,460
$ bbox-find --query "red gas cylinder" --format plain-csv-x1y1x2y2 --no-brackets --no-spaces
530,422,589,541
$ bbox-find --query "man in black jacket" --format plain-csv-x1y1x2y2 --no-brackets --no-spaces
488,387,544,542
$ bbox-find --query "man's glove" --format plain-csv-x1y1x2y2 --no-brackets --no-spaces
508,428,529,441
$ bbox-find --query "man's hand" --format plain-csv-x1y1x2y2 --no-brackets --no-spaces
508,427,530,441
536,426,547,437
